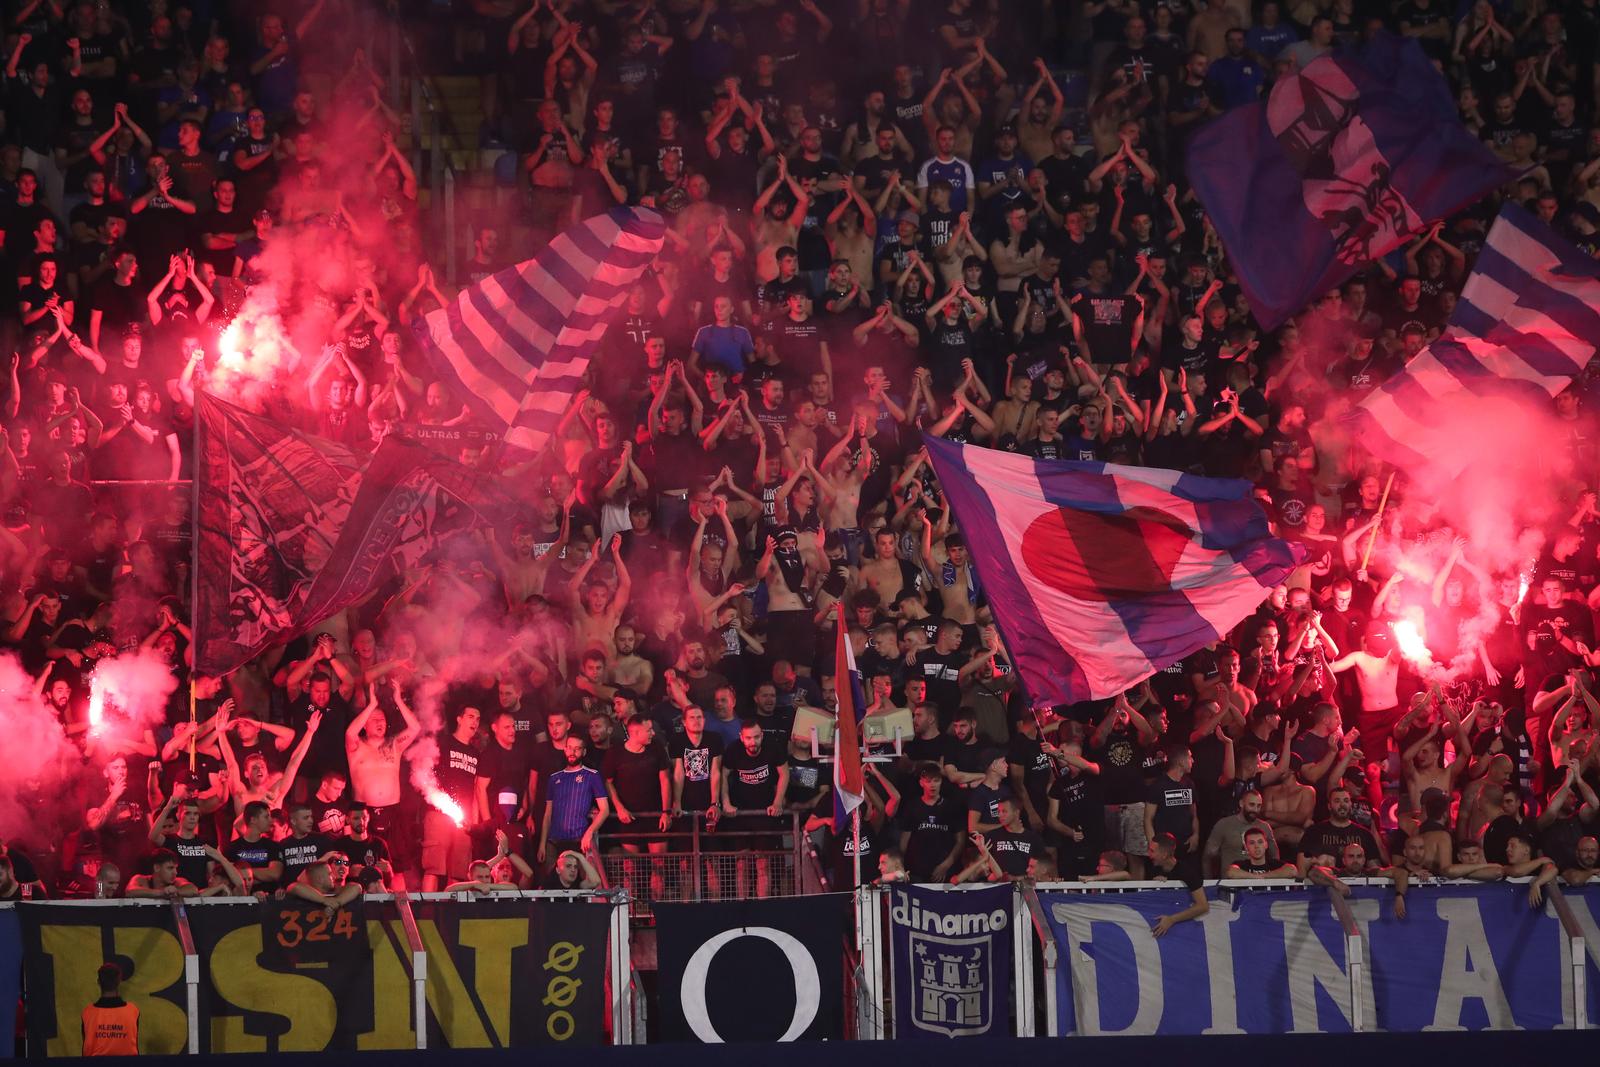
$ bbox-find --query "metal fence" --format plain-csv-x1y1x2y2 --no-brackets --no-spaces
596,811,809,918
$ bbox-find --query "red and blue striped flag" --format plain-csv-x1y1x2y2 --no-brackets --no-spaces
1353,203,1600,474
413,207,665,453
832,604,866,826
924,439,1304,705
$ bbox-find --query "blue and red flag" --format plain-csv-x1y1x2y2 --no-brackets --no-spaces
832,603,866,827
1187,34,1511,330
1353,202,1600,474
413,206,665,453
923,439,1305,705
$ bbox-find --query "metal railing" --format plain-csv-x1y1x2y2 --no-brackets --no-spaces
597,811,806,917
1547,885,1590,1030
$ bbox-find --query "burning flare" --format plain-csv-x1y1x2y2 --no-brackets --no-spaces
427,790,466,828
86,679,105,736
1391,619,1433,667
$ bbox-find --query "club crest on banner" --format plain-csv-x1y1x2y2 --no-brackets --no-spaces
889,885,1012,1039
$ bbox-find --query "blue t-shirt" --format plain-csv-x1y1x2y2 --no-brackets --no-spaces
1208,56,1266,109
917,157,976,213
546,766,608,840
1246,23,1299,61
691,323,755,375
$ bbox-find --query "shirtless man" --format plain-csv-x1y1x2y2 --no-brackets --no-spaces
345,680,420,842
751,157,808,284
814,414,874,550
1213,645,1258,717
570,535,632,655
486,505,572,610
1394,833,1441,884
606,624,655,695
1329,630,1403,760
1563,835,1600,885
756,527,827,672
989,374,1038,445
1262,771,1316,852
860,528,917,604
1401,706,1472,813
920,522,979,627
218,705,320,825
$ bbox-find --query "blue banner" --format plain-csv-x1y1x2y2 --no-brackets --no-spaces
888,884,1013,1039
0,907,18,1058
1042,884,1600,1034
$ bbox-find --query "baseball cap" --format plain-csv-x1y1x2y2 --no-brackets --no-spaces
896,209,920,226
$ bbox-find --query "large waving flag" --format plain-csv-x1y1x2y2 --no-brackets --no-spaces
194,395,524,676
924,439,1304,704
832,604,866,826
413,207,666,453
1188,34,1510,329
1352,203,1600,473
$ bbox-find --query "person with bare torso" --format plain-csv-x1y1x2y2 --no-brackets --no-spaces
920,520,979,626
860,527,918,605
345,680,421,837
757,526,826,674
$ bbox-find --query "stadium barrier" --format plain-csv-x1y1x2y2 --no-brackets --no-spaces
1,879,1596,1055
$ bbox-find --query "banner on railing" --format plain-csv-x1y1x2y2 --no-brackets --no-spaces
16,904,190,1057
655,895,852,1043
406,897,610,1047
1041,884,1600,1034
887,883,1012,1039
0,907,23,1058
14,897,615,1055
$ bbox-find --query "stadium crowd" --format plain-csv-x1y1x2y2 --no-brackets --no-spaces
0,0,1598,928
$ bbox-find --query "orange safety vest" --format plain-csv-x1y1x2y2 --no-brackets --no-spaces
81,1000,139,1056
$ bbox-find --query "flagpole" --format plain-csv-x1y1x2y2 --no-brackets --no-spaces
1359,471,1396,572
188,378,204,773
852,804,862,889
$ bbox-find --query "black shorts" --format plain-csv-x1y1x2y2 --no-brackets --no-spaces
764,610,818,671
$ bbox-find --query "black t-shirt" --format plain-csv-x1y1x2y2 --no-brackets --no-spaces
478,741,531,818
1146,774,1196,839
968,782,1012,827
1048,768,1102,830
670,731,723,812
985,827,1045,876
1007,733,1054,815
435,734,481,808
722,740,782,811
602,743,669,813
224,835,282,887
166,833,214,887
914,649,965,717
899,793,964,878
309,789,350,838
1296,820,1381,865
1092,727,1148,804
1151,850,1205,891
1075,292,1142,365
338,833,391,883
279,832,334,883
942,736,987,779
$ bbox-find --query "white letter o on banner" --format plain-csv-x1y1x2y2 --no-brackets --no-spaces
679,926,821,1042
